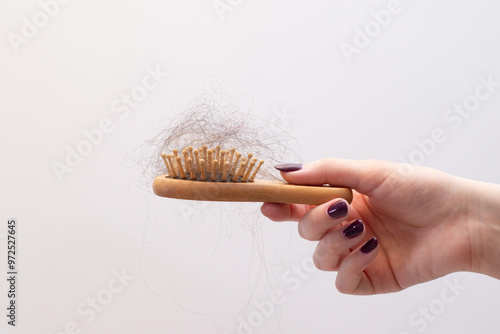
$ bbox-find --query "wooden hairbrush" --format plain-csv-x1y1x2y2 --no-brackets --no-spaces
153,145,353,205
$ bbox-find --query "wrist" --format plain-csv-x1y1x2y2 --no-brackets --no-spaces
464,178,500,278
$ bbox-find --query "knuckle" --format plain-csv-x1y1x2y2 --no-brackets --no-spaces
298,212,319,241
335,275,357,295
335,280,351,294
297,222,314,241
314,243,330,262
314,244,339,272
313,255,330,271
319,157,335,165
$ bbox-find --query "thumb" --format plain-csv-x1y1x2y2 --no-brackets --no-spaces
275,159,400,196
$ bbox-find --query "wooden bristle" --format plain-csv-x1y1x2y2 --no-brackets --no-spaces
228,148,235,166
176,156,186,179
166,154,177,178
163,148,263,182
182,149,189,175
215,145,221,163
194,149,201,173
187,158,196,180
233,161,245,182
211,159,218,181
188,146,194,162
231,152,242,176
242,160,256,182
200,159,206,181
161,153,171,176
221,161,230,181
219,150,226,171
249,160,264,181
207,149,213,173
202,145,207,160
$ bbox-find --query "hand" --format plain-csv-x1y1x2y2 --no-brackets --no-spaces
261,159,500,295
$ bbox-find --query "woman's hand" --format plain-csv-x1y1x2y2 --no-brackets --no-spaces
261,159,500,295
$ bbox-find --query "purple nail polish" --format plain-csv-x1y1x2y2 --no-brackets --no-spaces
360,237,378,254
274,163,303,172
327,200,348,219
343,220,364,239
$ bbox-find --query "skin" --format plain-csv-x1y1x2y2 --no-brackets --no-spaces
260,159,500,295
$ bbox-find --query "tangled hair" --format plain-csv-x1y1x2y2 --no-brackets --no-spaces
141,83,299,182
136,82,299,323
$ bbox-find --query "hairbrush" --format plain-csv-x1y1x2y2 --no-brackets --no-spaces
153,145,352,205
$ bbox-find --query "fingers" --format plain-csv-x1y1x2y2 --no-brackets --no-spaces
298,198,349,241
260,197,349,232
260,202,316,222
335,237,379,295
266,159,387,295
268,159,387,295
313,219,366,271
309,212,380,295
275,159,398,196
262,194,380,295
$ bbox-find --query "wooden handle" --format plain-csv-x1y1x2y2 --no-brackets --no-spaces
153,175,353,205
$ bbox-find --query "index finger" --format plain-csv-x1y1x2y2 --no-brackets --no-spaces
277,158,398,196
260,202,316,222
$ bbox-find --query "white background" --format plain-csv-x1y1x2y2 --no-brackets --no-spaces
2,0,500,333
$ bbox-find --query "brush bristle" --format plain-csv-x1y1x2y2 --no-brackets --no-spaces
161,146,264,182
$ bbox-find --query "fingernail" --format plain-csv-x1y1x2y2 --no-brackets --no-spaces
360,237,378,254
327,200,348,219
274,163,303,172
343,220,364,239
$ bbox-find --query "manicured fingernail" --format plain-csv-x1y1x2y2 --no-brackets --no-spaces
327,200,348,219
274,163,303,172
360,237,378,254
343,220,364,239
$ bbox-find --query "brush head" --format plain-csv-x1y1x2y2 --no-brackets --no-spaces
155,145,353,204
160,145,264,183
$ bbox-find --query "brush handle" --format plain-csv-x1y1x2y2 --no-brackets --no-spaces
153,175,353,205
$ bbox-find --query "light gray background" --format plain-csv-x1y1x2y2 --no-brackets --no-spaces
2,1,500,333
